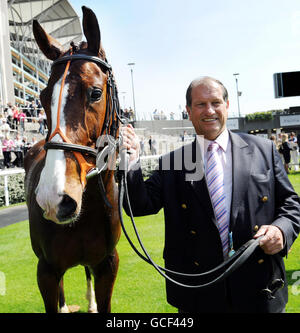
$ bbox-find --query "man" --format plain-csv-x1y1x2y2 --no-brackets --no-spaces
120,77,300,313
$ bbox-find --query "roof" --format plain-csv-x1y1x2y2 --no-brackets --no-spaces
7,0,83,71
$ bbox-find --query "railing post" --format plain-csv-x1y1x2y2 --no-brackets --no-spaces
4,175,9,206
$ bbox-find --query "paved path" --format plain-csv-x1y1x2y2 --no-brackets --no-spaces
0,204,28,228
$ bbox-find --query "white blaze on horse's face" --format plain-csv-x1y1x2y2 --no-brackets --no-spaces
36,74,70,223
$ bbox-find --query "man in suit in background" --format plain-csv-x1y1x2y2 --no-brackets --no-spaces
120,76,300,313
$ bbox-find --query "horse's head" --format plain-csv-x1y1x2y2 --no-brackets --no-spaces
33,6,119,224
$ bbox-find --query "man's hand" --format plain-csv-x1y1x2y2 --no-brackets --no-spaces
253,225,284,255
120,124,140,162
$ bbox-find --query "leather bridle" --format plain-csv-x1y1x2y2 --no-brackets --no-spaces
44,50,122,190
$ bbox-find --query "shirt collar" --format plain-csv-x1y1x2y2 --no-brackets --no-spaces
213,129,229,153
196,129,230,154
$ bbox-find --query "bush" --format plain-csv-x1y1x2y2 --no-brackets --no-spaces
0,173,26,207
245,111,273,121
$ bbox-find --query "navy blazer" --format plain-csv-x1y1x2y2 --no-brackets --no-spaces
124,131,300,313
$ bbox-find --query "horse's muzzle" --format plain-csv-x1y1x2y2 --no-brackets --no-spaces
56,194,78,222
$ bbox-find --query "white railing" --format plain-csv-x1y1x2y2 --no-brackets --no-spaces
0,168,25,206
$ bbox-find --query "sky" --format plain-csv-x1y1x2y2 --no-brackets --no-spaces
70,0,300,120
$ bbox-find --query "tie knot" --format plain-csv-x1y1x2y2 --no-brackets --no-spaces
208,142,220,153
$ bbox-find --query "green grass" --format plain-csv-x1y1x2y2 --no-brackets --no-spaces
288,172,300,196
0,212,176,313
0,172,299,313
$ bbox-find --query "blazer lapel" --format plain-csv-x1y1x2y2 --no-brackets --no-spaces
185,139,216,221
229,131,253,230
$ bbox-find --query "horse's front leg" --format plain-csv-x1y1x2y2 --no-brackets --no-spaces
92,249,119,313
37,258,62,313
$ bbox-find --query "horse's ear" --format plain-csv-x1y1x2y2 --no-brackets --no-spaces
82,6,101,55
32,20,64,61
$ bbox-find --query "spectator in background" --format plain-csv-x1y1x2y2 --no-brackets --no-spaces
0,118,11,135
289,132,299,171
0,115,6,137
24,102,32,122
289,132,297,143
6,102,13,127
160,110,167,120
2,133,14,168
12,106,19,130
181,130,187,142
277,133,282,145
281,133,292,173
123,108,129,119
18,109,26,133
22,136,32,156
0,137,3,169
139,137,145,156
153,109,160,120
38,109,46,135
270,135,278,149
31,136,38,146
148,136,152,153
12,133,24,167
182,109,188,119
270,134,276,143
151,137,157,155
30,102,37,123
128,107,134,121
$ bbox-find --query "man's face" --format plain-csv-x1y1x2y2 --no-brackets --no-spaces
186,80,229,140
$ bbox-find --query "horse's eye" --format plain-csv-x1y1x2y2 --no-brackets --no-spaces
90,88,102,102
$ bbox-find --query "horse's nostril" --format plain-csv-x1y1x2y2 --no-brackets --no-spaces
57,194,77,221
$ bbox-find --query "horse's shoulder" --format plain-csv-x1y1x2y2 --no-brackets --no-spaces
24,139,46,174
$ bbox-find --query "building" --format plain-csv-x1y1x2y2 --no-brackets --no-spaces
0,0,82,112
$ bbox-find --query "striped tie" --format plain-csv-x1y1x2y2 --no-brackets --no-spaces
206,142,228,257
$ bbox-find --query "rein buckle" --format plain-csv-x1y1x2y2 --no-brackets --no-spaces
261,278,284,300
86,168,100,180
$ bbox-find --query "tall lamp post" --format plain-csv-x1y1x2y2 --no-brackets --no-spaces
233,73,241,118
121,91,126,109
128,62,136,120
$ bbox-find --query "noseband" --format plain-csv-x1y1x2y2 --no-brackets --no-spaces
44,51,122,187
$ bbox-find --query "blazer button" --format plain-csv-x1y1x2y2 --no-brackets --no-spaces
181,203,187,209
258,259,264,264
261,196,268,203
190,230,196,235
253,225,259,232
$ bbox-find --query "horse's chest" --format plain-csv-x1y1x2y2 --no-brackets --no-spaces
47,224,108,269
81,232,108,264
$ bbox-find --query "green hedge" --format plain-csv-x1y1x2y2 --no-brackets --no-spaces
0,173,26,207
245,111,273,121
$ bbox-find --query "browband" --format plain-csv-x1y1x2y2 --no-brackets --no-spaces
52,54,112,71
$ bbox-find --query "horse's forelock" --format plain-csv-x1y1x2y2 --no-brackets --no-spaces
75,41,106,61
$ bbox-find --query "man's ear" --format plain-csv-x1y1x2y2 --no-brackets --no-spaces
186,106,192,121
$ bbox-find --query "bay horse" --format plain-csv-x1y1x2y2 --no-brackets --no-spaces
24,6,121,313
